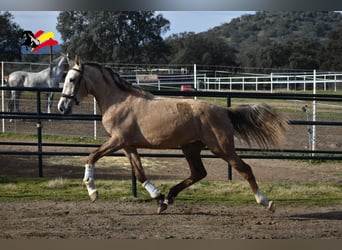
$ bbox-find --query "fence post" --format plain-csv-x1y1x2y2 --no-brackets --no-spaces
36,89,43,177
324,74,327,91
193,64,197,100
304,75,306,92
255,77,258,91
93,97,97,140
1,61,4,133
312,70,317,156
227,95,232,181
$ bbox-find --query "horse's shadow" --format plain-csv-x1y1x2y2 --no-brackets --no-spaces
290,211,342,221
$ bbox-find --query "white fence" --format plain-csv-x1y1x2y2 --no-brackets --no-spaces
198,72,342,92
133,71,342,93
2,61,342,93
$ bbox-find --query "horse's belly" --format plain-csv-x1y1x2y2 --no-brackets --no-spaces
138,111,198,147
141,120,197,148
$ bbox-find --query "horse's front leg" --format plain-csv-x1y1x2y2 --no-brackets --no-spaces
46,92,54,114
8,91,20,122
123,148,166,214
84,136,123,202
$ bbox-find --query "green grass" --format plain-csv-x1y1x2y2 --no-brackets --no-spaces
0,177,341,207
0,132,106,144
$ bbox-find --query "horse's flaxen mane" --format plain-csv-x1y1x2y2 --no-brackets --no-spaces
83,62,153,99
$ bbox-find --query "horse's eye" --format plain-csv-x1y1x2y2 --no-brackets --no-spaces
69,78,75,82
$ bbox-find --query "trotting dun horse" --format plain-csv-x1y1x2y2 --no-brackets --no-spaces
7,54,70,114
58,56,288,214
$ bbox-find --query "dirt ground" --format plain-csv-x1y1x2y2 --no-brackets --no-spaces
1,200,342,239
0,153,341,239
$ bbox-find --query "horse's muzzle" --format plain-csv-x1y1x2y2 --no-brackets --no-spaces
57,98,72,115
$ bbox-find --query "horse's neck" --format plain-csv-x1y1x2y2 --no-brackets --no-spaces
54,57,66,74
87,74,131,114
47,58,66,86
92,85,129,114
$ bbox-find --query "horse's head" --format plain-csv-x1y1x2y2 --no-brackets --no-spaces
58,55,87,114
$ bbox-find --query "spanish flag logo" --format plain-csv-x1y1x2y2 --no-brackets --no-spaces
21,30,59,52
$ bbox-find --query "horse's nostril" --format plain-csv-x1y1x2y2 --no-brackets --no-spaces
58,105,64,114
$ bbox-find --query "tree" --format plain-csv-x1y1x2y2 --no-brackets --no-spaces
239,42,292,69
318,27,342,71
0,11,23,61
57,11,170,64
289,38,320,70
166,33,238,66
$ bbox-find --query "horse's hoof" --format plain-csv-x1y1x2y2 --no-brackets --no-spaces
165,197,174,205
156,194,168,214
268,201,275,213
89,191,98,202
157,203,168,214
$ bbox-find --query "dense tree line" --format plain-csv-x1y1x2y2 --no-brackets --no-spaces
0,11,22,61
1,11,342,71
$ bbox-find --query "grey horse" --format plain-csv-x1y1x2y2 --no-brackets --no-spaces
7,54,70,114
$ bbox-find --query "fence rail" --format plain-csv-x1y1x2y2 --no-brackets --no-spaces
1,86,341,157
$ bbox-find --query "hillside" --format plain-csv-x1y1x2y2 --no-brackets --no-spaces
206,11,342,50
196,11,342,70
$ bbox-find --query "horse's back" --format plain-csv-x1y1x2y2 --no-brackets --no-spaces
9,70,49,88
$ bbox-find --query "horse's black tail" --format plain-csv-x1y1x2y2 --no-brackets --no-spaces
227,103,289,149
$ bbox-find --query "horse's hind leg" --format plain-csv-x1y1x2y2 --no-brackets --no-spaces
161,141,207,213
227,152,274,210
221,151,275,212
8,91,15,113
205,132,275,212
8,91,20,122
14,91,21,113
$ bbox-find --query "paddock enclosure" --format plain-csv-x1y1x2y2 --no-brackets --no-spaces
0,61,342,239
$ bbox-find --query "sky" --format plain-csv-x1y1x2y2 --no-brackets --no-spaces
10,11,255,43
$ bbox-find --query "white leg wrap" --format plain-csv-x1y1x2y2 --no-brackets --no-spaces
83,164,97,196
142,180,161,198
254,189,269,207
83,164,94,181
84,178,97,196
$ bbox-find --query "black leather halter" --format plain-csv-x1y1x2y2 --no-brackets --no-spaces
61,66,83,105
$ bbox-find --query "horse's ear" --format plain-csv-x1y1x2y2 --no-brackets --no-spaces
75,55,81,66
